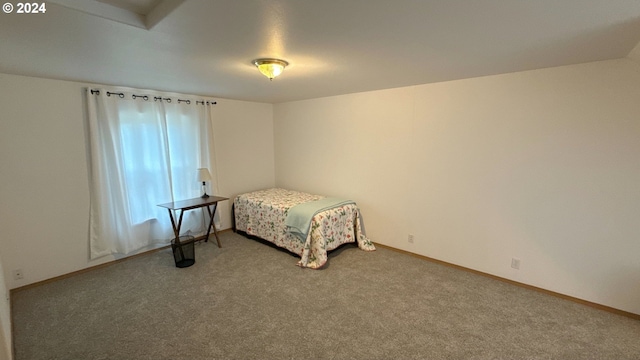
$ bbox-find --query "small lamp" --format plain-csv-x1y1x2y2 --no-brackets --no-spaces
196,168,212,198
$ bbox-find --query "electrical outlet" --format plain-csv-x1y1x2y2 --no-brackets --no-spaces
13,269,24,280
511,258,521,270
408,234,414,243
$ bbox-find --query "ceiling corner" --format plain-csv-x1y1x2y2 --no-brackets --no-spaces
627,40,640,62
48,0,184,30
145,0,186,29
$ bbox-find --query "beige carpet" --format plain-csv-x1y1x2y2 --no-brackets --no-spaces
11,231,640,359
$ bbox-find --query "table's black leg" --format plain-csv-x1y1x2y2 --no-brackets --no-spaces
168,208,185,258
204,203,221,247
167,208,179,240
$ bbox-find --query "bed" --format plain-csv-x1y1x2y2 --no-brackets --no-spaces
233,188,375,268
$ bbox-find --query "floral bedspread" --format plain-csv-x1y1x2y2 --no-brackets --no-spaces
234,188,375,268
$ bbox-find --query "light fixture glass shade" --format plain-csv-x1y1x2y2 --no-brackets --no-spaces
196,168,211,182
253,58,289,80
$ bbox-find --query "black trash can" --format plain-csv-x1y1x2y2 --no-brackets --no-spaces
171,235,195,268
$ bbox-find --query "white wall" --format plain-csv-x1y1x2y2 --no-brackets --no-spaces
274,59,640,315
212,99,275,226
0,255,11,360
0,73,275,291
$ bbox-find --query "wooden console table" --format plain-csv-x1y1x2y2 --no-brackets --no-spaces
158,195,228,247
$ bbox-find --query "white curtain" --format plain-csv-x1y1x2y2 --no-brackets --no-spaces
86,88,218,259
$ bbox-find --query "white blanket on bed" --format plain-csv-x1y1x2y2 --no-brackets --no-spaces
285,197,355,241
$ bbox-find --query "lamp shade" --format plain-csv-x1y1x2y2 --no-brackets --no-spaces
196,168,211,182
253,58,289,80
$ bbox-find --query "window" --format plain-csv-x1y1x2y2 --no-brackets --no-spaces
86,88,217,258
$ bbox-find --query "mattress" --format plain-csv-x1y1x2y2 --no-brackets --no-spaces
234,188,375,268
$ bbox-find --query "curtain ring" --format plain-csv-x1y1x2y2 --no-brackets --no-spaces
107,92,124,98
133,94,149,101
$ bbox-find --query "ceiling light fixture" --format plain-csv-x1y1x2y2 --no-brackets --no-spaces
253,58,289,80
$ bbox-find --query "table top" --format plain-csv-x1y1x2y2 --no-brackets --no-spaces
158,195,228,211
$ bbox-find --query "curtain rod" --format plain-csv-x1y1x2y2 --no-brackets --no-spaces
89,89,217,105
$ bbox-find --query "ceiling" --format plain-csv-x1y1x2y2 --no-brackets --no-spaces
1,0,640,103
